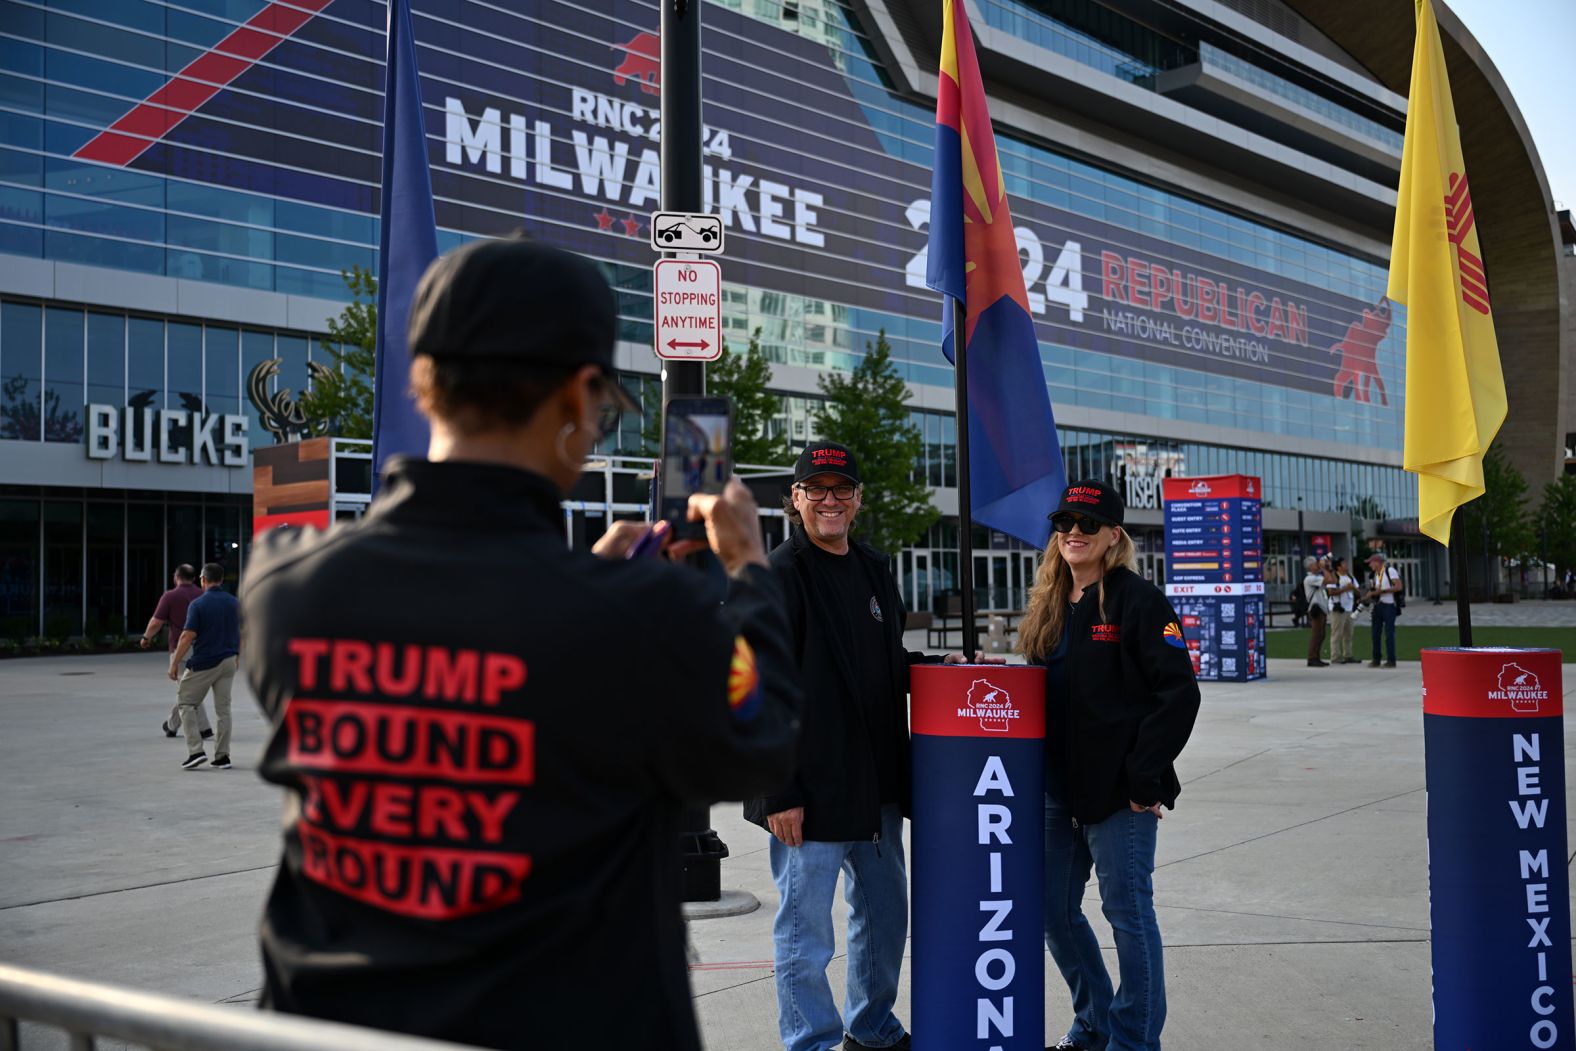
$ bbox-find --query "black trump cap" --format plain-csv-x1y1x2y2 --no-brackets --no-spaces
1049,479,1124,528
794,441,861,485
408,237,637,409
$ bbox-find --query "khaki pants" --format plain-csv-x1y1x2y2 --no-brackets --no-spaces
165,699,210,736
1330,609,1354,662
178,655,236,757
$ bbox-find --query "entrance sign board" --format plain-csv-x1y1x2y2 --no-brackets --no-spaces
1162,475,1266,682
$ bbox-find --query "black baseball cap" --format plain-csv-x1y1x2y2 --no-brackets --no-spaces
794,441,861,485
1049,479,1124,528
407,237,637,409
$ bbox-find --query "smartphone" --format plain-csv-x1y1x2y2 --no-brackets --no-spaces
659,396,732,537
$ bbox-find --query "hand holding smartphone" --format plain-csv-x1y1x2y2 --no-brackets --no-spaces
659,396,733,539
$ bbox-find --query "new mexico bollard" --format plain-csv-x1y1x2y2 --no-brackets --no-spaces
1421,648,1574,1050
910,663,1045,1051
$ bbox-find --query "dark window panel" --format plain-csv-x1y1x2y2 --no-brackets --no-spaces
42,499,81,637
43,305,83,442
86,311,124,409
1,301,42,440
0,497,40,638
127,315,163,413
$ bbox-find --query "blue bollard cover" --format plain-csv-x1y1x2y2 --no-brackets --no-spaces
1422,647,1574,1050
910,664,1046,1051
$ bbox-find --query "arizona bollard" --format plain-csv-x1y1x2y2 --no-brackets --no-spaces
1422,648,1574,1050
911,664,1045,1050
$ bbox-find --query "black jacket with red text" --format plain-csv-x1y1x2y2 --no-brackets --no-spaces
241,458,799,1051
741,526,944,842
1044,565,1201,824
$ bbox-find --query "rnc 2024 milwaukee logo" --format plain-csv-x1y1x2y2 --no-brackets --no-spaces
958,679,1021,734
1490,663,1548,713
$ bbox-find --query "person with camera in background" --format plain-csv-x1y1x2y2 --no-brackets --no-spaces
1302,556,1331,667
1327,557,1359,664
1364,552,1402,667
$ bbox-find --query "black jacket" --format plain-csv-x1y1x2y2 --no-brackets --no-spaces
742,526,942,842
1047,565,1201,824
241,458,799,1051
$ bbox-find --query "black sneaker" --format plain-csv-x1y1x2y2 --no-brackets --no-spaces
1368,660,1381,668
201,728,214,740
844,1035,910,1051
211,754,232,770
181,752,208,770
1050,1039,1091,1051
161,719,176,738
1307,659,1328,667
1384,660,1397,668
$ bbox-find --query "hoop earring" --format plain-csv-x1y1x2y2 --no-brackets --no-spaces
556,422,581,472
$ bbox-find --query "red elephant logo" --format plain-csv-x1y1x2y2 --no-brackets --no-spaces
1331,298,1391,406
612,32,661,95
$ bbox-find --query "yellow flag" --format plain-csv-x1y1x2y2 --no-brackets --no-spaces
1387,0,1506,547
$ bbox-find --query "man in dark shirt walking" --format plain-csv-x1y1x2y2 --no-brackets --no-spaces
747,441,989,1051
169,562,240,770
140,564,212,741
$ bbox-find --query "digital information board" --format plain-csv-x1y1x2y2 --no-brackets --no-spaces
1162,475,1266,683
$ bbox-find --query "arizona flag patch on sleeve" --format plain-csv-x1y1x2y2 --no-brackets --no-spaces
727,636,763,722
1162,621,1187,649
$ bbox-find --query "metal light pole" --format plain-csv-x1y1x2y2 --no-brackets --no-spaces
660,0,727,903
1296,496,1306,561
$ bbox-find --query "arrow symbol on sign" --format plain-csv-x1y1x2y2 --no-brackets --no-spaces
666,339,710,351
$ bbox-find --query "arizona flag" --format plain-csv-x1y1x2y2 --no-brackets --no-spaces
926,0,1064,549
1387,0,1506,546
371,0,440,489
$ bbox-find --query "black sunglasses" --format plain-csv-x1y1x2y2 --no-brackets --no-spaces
1051,514,1105,535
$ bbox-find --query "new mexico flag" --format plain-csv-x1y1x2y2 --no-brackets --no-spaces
1387,0,1506,547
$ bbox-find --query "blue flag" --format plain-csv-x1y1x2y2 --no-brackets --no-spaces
371,0,439,488
925,0,1064,549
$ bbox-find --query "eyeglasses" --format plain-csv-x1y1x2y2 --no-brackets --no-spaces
1051,515,1104,535
796,482,857,501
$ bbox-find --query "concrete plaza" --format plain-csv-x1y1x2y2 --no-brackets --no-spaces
1,643,1573,1050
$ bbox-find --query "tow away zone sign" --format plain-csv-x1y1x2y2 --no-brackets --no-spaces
654,258,722,361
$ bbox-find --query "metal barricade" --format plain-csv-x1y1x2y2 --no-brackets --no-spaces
0,963,478,1051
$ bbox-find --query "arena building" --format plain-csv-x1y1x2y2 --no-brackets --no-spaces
0,0,1569,638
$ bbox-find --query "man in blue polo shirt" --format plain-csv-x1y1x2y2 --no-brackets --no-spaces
169,562,241,770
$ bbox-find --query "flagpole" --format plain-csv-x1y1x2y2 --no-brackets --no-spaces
1452,506,1473,646
952,295,977,656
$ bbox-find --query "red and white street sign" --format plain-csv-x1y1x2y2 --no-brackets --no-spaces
653,258,722,361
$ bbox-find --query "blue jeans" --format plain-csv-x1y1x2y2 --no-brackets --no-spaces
1043,795,1166,1051
769,804,909,1051
1371,603,1397,662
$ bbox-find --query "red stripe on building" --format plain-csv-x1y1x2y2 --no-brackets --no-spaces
73,0,335,167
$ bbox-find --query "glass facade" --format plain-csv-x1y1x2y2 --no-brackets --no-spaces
0,298,333,450
0,490,249,639
0,0,1424,628
1,0,1409,451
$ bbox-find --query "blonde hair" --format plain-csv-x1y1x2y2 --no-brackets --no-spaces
1017,527,1138,661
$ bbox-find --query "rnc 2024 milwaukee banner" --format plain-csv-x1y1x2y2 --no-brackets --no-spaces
70,0,1392,403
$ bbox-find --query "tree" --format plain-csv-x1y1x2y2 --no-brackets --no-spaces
298,266,377,439
1535,473,1576,577
1459,444,1534,560
708,328,790,466
812,329,938,554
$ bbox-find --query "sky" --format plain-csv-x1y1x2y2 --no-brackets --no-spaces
1442,0,1575,212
